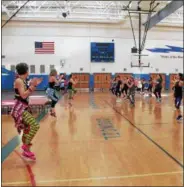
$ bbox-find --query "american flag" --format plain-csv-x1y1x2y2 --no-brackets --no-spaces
35,41,55,54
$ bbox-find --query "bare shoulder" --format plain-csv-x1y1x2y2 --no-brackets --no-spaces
14,78,23,87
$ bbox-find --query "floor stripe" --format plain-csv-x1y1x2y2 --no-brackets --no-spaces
1,136,21,163
2,171,183,185
1,109,47,163
14,150,36,187
104,100,184,169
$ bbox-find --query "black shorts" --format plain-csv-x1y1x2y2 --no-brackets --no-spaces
175,96,182,109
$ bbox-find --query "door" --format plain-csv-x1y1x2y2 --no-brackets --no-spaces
72,73,89,89
101,73,111,89
80,73,89,88
94,73,111,89
94,73,102,89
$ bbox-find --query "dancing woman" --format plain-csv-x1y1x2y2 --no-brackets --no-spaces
115,75,122,102
46,69,59,117
173,73,183,121
154,74,163,102
67,74,77,106
110,77,117,95
127,76,136,106
60,74,66,94
11,63,42,161
122,77,129,98
148,77,153,97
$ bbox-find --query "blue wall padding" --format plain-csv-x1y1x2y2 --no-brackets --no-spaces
2,74,14,90
1,70,174,91
89,74,94,90
2,67,15,90
2,67,14,75
166,75,170,90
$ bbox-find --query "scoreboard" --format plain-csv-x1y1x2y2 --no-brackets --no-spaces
91,42,115,62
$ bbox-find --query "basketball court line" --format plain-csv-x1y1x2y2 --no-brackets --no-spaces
104,100,184,169
2,171,183,185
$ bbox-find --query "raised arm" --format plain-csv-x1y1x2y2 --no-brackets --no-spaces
14,78,36,99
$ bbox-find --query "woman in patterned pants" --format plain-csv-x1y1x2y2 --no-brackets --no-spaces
11,63,42,161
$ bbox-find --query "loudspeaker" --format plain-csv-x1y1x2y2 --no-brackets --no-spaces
131,47,137,53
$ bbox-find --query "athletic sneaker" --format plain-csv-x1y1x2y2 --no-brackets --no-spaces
176,115,183,121
50,109,56,117
22,151,36,161
50,112,56,117
21,144,35,157
156,98,161,103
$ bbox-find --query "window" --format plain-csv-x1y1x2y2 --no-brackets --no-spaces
50,65,55,71
40,65,45,73
2,65,5,68
10,65,16,72
30,65,35,74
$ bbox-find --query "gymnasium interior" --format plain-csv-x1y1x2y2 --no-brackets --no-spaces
1,1,183,186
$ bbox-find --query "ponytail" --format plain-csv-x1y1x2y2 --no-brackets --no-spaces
159,74,162,80
179,73,184,81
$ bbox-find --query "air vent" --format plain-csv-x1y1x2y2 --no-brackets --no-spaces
102,68,105,71
156,68,159,72
80,68,83,71
175,69,178,72
123,68,127,71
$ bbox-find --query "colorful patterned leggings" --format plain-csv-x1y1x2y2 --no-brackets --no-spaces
21,110,40,145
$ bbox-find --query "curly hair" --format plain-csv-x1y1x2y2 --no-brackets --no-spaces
16,63,29,75
50,69,57,76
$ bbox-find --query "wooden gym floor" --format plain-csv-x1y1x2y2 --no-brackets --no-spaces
2,92,183,186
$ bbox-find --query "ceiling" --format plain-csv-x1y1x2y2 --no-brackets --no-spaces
1,1,183,27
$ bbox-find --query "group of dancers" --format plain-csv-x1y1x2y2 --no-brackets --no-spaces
110,74,165,105
10,62,183,161
110,74,183,121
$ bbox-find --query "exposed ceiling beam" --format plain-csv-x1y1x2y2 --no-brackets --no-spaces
2,0,30,28
143,0,183,30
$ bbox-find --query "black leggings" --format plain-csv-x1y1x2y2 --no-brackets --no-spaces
115,88,121,97
142,84,145,92
51,93,59,108
111,87,116,95
154,87,162,99
148,85,152,93
122,87,128,95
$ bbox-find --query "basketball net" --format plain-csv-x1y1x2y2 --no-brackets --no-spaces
139,63,144,73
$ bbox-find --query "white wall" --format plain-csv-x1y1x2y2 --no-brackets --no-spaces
2,22,183,74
